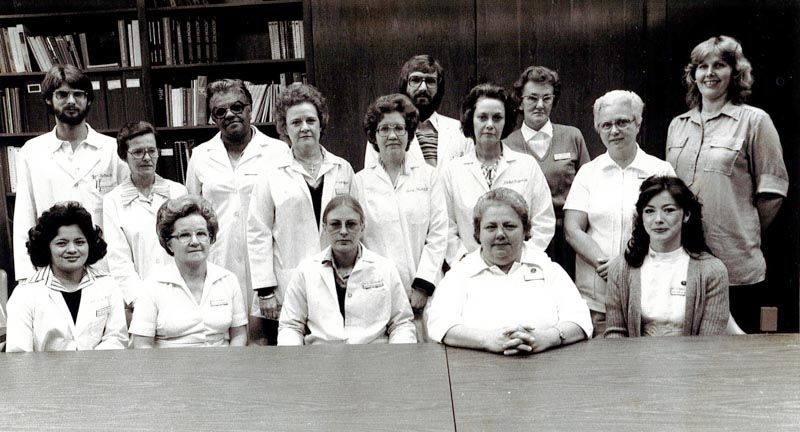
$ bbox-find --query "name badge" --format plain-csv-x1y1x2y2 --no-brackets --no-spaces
210,300,229,307
637,173,649,179
362,281,384,290
523,266,544,281
670,281,687,296
96,305,112,317
553,152,572,161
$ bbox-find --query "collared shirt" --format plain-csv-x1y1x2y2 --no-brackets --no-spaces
521,120,553,159
247,146,355,311
416,118,439,166
186,126,289,309
5,266,128,352
103,175,188,305
323,245,363,318
352,153,447,294
438,145,556,264
129,262,248,348
278,246,417,345
667,102,788,285
563,146,675,312
640,248,690,336
426,244,593,343
12,124,129,280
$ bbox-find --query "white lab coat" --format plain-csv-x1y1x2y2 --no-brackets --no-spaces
102,175,188,306
364,112,473,174
278,246,417,345
5,266,128,352
247,147,354,314
351,153,447,294
186,126,289,312
438,146,556,265
12,125,129,280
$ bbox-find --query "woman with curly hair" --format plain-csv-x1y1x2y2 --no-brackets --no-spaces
6,202,127,352
604,176,729,338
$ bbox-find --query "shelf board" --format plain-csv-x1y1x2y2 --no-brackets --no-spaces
151,59,304,71
158,122,275,132
0,67,142,79
0,8,137,21
149,0,302,14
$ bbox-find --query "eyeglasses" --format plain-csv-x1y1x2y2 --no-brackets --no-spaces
408,76,438,89
324,220,361,234
54,90,88,101
598,118,634,131
127,148,159,159
521,94,555,107
376,124,407,137
211,102,250,119
170,230,210,244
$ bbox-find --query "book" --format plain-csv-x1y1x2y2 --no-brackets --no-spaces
6,146,20,193
162,17,173,65
86,77,109,130
118,19,129,67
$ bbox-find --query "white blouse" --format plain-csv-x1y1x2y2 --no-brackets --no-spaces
640,247,690,336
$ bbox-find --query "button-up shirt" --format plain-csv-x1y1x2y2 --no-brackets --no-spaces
521,120,553,159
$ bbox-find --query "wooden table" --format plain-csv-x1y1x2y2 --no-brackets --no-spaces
0,343,455,431
446,334,800,431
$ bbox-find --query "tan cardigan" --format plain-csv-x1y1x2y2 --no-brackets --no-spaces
604,251,729,337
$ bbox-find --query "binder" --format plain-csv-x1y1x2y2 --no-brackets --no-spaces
105,73,126,131
21,80,50,133
86,77,109,130
123,71,146,124
156,139,179,183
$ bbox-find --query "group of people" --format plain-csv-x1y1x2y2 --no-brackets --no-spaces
2,34,788,356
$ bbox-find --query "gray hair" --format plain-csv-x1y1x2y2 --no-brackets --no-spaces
156,195,219,256
592,90,644,131
472,188,532,243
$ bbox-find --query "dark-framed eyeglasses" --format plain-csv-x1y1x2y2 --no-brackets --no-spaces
521,94,555,107
127,148,159,160
407,75,438,89
376,124,407,137
211,102,250,119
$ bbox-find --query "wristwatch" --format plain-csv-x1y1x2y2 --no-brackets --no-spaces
554,325,566,346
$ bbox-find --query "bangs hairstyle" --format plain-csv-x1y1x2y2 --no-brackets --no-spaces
512,65,562,109
156,195,219,256
683,35,753,109
116,121,157,160
41,64,94,104
460,83,516,140
26,201,107,268
206,78,254,107
624,175,711,268
322,195,365,226
363,93,419,151
275,83,329,138
398,54,445,110
472,188,532,243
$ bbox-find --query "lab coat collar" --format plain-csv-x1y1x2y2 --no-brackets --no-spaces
596,144,649,172
27,265,101,293
45,124,102,153
119,175,172,205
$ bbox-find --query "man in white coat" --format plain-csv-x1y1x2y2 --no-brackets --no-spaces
185,78,289,345
12,65,128,282
364,54,473,172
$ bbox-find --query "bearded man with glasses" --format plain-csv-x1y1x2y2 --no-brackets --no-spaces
12,64,129,283
186,78,289,345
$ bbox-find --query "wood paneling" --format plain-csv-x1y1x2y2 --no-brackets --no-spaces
310,0,475,170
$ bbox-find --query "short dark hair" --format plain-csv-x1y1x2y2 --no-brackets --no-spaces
625,175,711,267
275,83,329,139
26,201,107,268
116,121,157,160
512,65,562,109
398,54,445,110
460,83,516,141
41,64,95,105
206,78,254,107
156,195,219,256
683,35,753,109
472,188,532,243
363,93,419,151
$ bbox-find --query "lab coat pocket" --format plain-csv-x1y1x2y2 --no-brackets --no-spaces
354,283,390,322
703,136,743,176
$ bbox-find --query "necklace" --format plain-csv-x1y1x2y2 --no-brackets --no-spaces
295,154,323,176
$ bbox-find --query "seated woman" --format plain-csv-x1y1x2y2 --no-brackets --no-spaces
427,188,591,355
278,195,417,345
6,202,127,352
129,195,248,348
605,176,729,337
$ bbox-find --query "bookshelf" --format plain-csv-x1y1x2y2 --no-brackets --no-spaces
0,0,314,284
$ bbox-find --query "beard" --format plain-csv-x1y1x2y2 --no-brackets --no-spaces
411,91,436,121
54,105,88,126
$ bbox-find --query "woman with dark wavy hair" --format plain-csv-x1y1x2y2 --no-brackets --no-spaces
604,176,730,338
6,202,127,352
666,36,788,334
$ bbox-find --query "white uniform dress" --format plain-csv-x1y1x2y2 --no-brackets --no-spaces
278,246,417,345
129,262,248,348
438,146,555,265
426,245,593,343
12,125,129,280
364,112,473,174
102,175,188,306
185,126,289,312
247,147,354,313
5,266,128,352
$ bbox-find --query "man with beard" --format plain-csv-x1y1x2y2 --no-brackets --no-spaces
364,55,473,172
12,65,128,282
186,78,289,345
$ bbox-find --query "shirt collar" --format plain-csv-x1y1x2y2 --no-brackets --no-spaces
47,124,101,153
685,100,741,124
119,175,172,205
29,265,99,293
596,144,647,171
462,244,549,278
321,244,363,267
520,119,553,142
153,262,229,287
